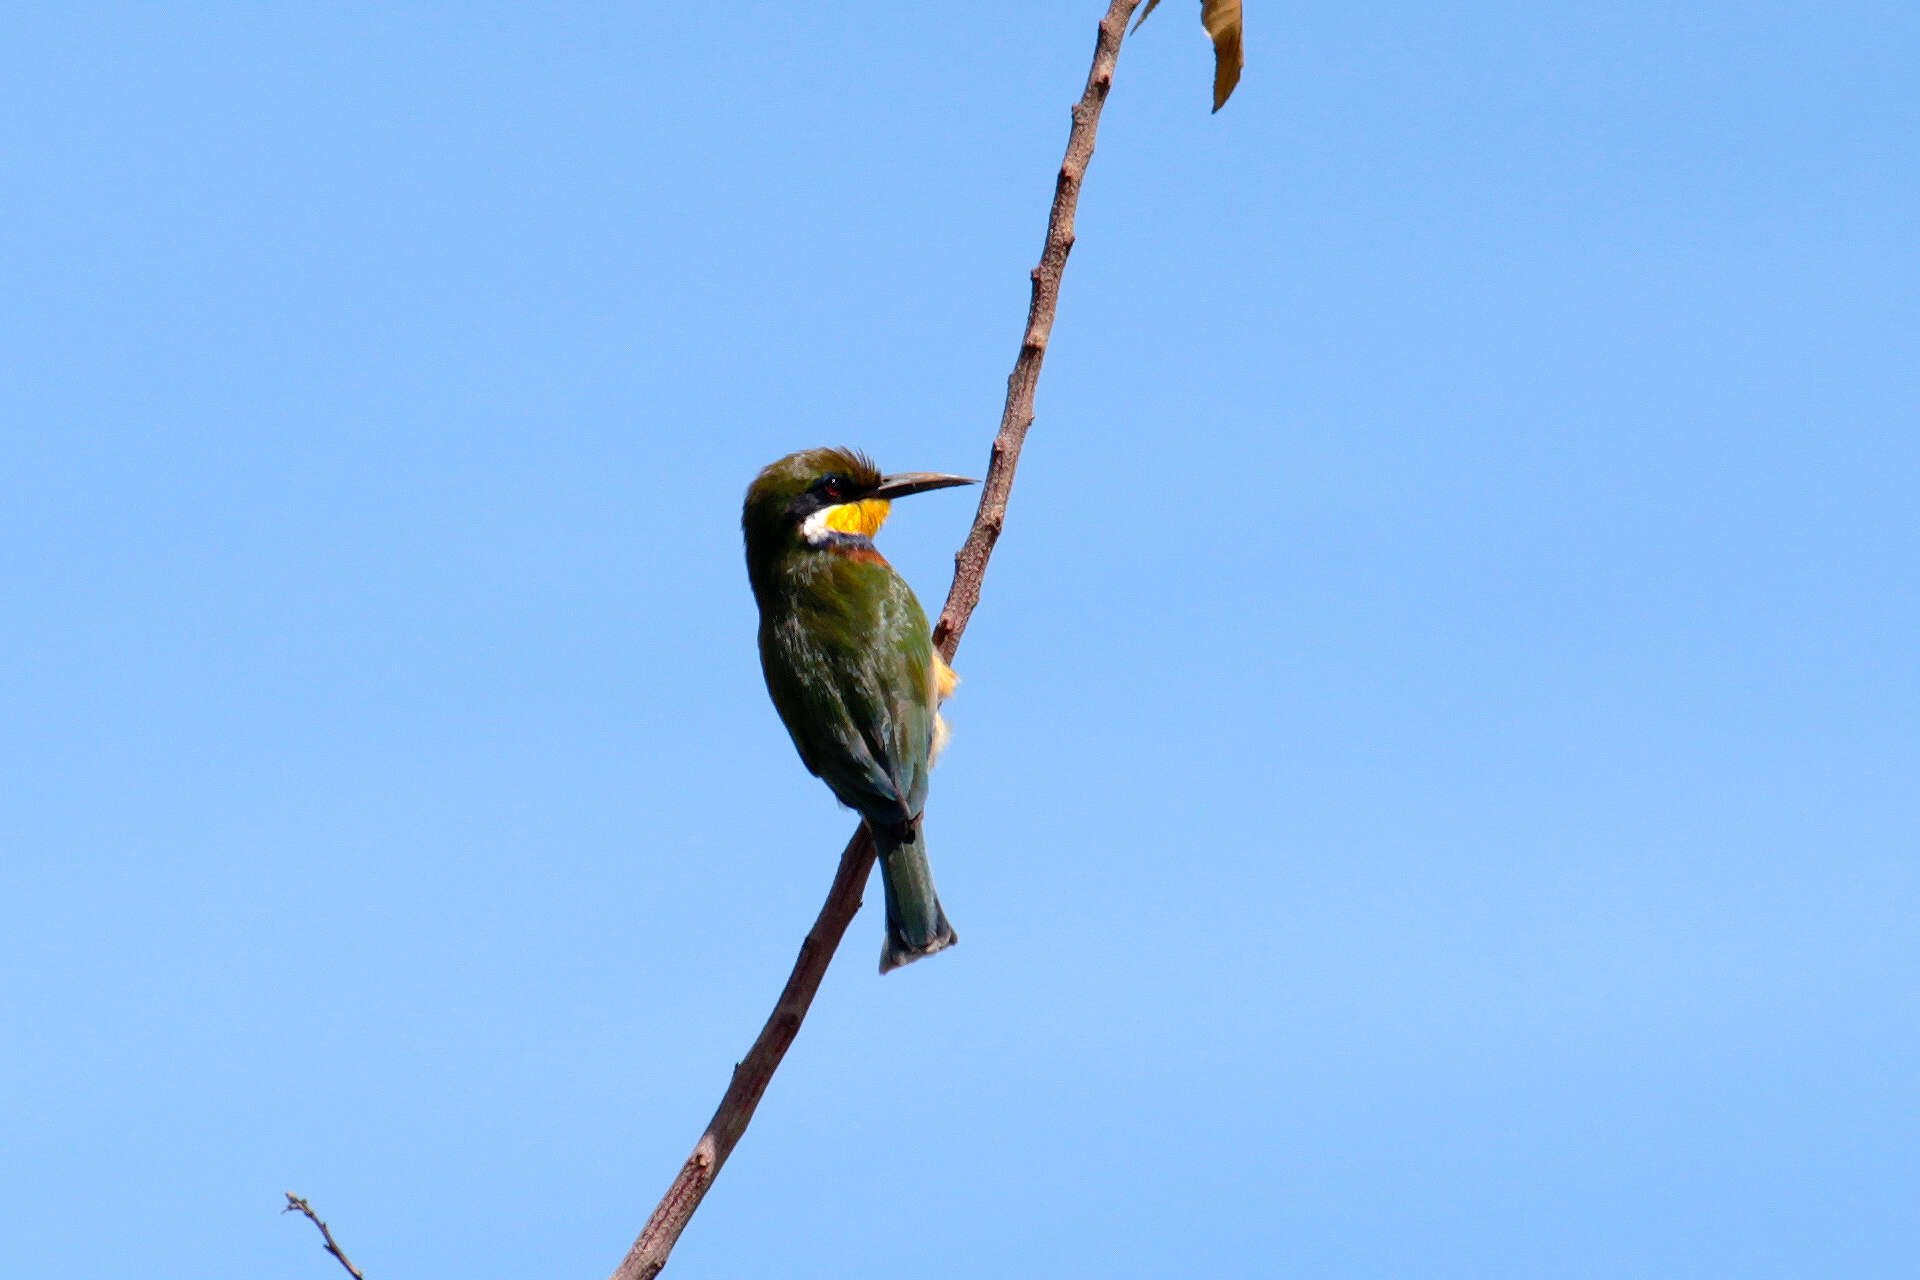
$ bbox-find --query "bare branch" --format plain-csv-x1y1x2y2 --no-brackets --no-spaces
933,0,1140,661
609,4,1142,1277
608,827,876,1280
284,1193,367,1280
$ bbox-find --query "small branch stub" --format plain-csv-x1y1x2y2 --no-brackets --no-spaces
284,1193,366,1280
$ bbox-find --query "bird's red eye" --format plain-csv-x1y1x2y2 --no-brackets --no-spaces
817,475,846,501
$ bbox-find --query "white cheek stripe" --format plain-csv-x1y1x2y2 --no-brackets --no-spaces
801,506,836,545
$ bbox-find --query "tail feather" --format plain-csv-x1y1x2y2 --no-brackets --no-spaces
874,819,957,974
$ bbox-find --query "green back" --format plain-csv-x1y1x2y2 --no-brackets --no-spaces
756,546,937,828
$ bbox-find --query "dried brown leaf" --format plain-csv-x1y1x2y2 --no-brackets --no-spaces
1132,0,1242,110
1202,0,1243,111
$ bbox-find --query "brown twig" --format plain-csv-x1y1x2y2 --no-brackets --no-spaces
933,0,1138,661
284,1193,367,1280
608,827,876,1280
607,4,1142,1277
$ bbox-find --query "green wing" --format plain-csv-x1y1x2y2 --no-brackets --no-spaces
759,555,938,827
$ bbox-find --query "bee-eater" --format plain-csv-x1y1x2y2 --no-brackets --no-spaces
743,448,975,973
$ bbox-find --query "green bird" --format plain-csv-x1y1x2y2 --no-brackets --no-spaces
743,447,975,973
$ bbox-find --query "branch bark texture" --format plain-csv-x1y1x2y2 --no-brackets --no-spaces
609,5,1141,1277
932,0,1136,658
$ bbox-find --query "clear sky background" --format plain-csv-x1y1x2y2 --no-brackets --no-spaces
4,3,1916,1277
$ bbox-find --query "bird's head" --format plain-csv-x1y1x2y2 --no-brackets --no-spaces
742,447,975,554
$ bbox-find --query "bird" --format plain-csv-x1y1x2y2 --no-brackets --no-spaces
742,447,975,973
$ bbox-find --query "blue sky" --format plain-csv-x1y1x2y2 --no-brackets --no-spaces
3,3,1916,1277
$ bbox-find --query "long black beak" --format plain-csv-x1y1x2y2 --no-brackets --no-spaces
869,471,977,501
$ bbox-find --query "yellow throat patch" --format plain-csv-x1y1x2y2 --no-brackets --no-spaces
821,498,891,538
